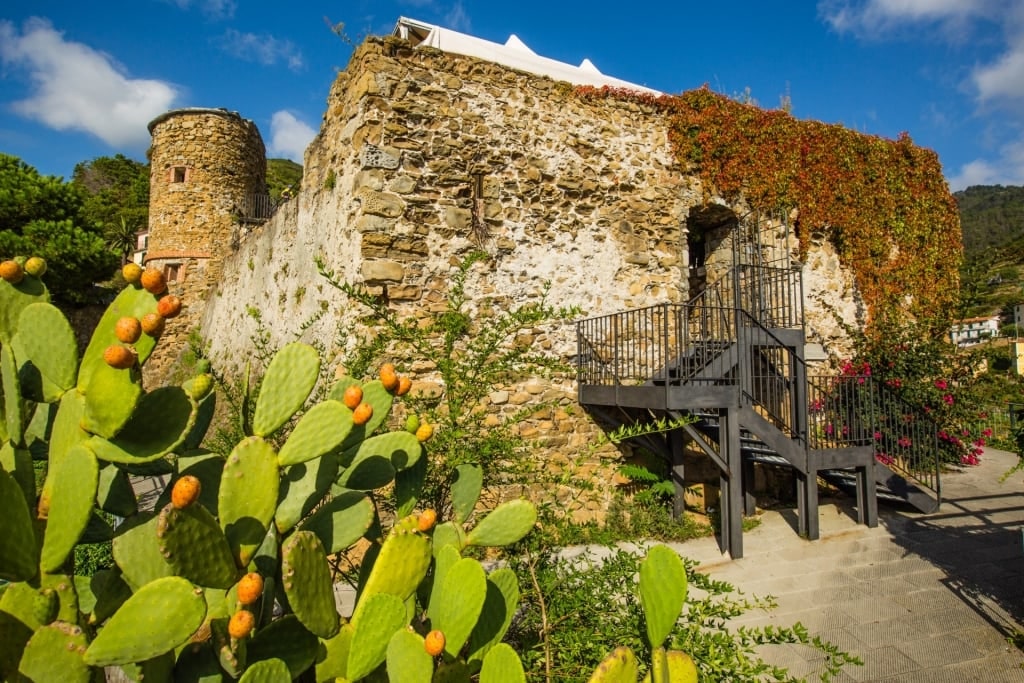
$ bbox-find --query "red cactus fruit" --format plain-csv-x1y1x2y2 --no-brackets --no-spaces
140,313,165,337
396,375,412,396
0,260,24,284
424,629,445,657
342,384,363,410
236,573,264,606
122,263,143,285
228,610,255,640
417,509,437,532
140,268,167,295
352,402,373,426
379,363,400,392
157,294,182,319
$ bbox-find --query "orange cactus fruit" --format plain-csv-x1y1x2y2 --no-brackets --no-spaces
140,267,167,295
417,509,437,532
396,375,412,397
342,384,363,410
236,572,264,606
157,294,183,319
0,260,25,284
122,262,143,285
379,363,400,392
170,475,202,510
352,402,373,426
424,629,445,657
140,313,166,337
415,423,434,443
103,345,137,370
114,316,142,344
228,609,255,640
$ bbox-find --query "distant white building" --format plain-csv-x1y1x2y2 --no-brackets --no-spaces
949,314,1000,347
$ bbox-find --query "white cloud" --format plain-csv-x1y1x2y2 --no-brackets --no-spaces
0,18,179,148
166,0,236,20
819,0,999,36
444,2,472,33
948,136,1024,190
269,111,316,162
973,38,1024,103
219,29,304,71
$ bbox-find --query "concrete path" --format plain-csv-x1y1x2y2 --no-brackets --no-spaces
665,447,1024,681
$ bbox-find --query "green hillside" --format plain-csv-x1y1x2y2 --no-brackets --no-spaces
956,185,1024,321
956,185,1024,257
266,158,303,201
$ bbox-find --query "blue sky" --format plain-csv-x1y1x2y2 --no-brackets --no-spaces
1,0,1022,191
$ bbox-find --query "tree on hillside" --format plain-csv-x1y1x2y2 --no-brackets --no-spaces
71,154,149,264
0,154,118,303
955,185,1024,256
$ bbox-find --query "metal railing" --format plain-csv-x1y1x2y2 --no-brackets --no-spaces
575,292,739,388
737,264,803,330
238,193,280,223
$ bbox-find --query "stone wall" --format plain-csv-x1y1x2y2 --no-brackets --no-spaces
190,37,865,518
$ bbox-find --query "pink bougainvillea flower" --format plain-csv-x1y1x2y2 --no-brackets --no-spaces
943,394,954,405
934,379,948,390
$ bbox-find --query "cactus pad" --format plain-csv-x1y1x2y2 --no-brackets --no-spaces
588,646,639,683
277,399,351,466
157,502,240,589
280,530,339,639
74,569,132,626
432,557,487,658
80,361,143,439
40,443,98,572
466,499,537,547
316,621,354,682
96,463,138,517
219,436,279,568
431,521,466,556
0,467,37,581
111,512,175,590
252,342,320,437
428,544,462,619
451,463,483,524
18,621,91,683
386,628,433,683
246,614,319,678
238,657,291,682
298,489,374,554
347,592,407,680
78,284,159,391
394,455,427,517
468,568,520,663
88,386,194,464
2,344,24,445
335,379,394,452
0,268,47,345
275,450,340,533
339,430,422,490
83,576,207,666
639,545,687,649
479,643,526,683
15,302,78,396
356,526,431,615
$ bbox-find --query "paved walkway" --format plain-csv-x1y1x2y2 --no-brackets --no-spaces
664,447,1024,681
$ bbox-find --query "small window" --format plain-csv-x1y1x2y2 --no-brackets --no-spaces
164,263,182,284
171,167,187,183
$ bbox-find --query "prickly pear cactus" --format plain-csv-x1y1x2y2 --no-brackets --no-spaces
587,545,700,683
0,257,539,681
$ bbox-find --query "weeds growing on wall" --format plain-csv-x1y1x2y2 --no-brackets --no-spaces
317,250,582,517
576,85,962,325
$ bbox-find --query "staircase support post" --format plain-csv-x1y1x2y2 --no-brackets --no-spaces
719,407,744,559
797,472,819,540
669,428,687,520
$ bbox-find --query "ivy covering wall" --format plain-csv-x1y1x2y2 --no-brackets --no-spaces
577,86,963,325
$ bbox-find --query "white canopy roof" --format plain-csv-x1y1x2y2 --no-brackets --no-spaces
393,17,661,95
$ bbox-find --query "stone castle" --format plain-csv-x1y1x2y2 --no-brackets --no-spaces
141,19,878,518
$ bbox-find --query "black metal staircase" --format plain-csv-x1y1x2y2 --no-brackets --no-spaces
575,211,941,558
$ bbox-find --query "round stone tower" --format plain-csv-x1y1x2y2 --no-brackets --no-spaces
144,108,266,381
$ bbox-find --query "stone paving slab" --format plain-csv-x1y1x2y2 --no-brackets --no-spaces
662,447,1024,681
